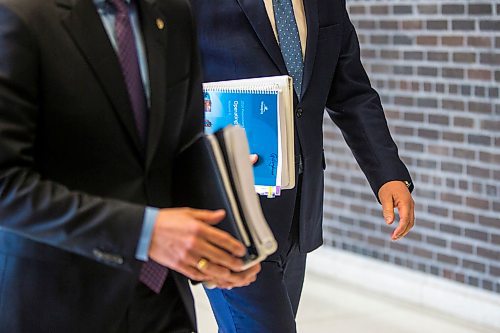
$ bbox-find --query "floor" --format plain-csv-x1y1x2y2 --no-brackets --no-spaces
191,271,498,333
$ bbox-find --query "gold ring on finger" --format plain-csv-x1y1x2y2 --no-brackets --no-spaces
196,258,208,271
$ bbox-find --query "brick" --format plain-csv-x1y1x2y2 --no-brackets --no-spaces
466,197,489,210
394,126,414,136
371,35,389,44
404,142,424,152
474,86,486,97
467,276,480,287
418,67,438,76
429,114,449,125
412,247,433,259
361,49,376,58
477,247,500,261
442,4,465,15
443,67,465,79
394,66,413,75
417,159,437,169
428,52,448,62
463,259,486,273
480,20,500,31
467,165,490,179
468,4,492,15
404,112,423,122
452,148,475,160
402,21,422,30
468,69,492,81
453,116,474,128
469,101,493,114
381,50,399,59
452,20,476,31
359,20,376,29
468,134,492,146
417,36,438,45
429,205,448,217
491,266,500,277
418,218,437,230
371,5,389,15
428,144,449,156
453,52,476,63
442,36,463,46
467,36,492,47
478,215,500,229
405,51,424,60
394,5,412,14
443,99,465,111
380,20,398,30
427,20,448,30
349,6,365,15
440,193,463,205
451,241,473,254
483,280,494,291
427,236,447,248
480,53,500,65
465,228,489,241
417,5,437,14
417,98,438,108
393,35,413,45
437,253,459,265
479,151,500,163
443,131,464,142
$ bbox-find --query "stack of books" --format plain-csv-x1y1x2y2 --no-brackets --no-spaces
203,75,295,198
173,126,277,269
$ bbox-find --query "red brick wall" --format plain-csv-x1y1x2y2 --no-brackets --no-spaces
323,1,499,293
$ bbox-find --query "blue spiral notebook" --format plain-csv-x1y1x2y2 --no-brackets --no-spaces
203,76,294,197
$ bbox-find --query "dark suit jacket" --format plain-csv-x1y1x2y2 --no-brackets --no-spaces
0,0,202,331
191,0,413,253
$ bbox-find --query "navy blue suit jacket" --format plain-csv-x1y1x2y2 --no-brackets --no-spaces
192,0,413,253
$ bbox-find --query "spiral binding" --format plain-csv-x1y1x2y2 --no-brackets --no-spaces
203,82,282,95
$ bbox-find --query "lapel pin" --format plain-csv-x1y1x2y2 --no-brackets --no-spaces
156,18,165,30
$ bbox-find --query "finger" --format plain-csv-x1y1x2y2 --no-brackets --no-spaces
192,241,245,271
216,263,261,286
379,193,395,225
197,224,246,257
392,199,412,240
172,262,211,281
249,154,259,165
187,208,226,225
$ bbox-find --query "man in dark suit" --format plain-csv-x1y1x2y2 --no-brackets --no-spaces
191,0,416,331
0,0,260,332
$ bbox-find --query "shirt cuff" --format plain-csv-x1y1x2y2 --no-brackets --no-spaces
135,207,159,261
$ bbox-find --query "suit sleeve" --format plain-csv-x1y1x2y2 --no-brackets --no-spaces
0,5,145,273
324,3,413,198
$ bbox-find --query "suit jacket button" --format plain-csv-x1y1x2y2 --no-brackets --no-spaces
296,108,303,118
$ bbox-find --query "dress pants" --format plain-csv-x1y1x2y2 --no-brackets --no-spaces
204,176,307,333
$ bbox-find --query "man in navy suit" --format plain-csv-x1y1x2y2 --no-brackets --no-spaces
191,0,415,332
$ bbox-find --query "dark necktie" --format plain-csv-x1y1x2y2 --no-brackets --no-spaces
109,0,168,294
272,0,304,96
109,0,148,142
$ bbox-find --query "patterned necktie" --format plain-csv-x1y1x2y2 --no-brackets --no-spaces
109,0,168,294
109,0,148,142
272,0,304,96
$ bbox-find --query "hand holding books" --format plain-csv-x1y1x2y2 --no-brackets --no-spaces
173,126,278,277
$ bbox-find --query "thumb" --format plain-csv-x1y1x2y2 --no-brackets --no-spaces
380,194,395,225
249,154,259,165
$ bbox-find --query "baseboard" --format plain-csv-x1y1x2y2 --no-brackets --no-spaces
307,247,500,331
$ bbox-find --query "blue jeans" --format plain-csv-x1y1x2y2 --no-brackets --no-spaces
204,244,307,333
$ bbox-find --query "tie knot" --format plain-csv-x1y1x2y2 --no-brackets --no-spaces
108,0,129,14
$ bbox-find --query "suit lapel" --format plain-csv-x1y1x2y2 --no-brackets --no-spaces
57,0,144,156
301,0,318,99
236,0,287,74
138,0,168,169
